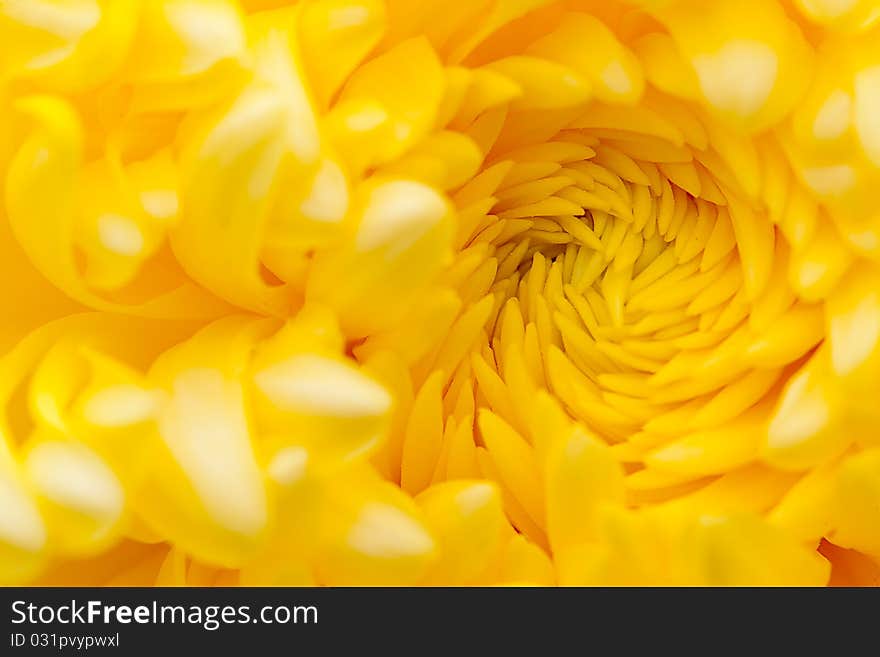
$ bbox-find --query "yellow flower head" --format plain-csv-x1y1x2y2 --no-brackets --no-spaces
2,0,880,586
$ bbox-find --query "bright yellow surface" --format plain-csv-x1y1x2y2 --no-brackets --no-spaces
1,0,880,586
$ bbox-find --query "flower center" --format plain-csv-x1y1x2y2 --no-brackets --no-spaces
444,106,825,499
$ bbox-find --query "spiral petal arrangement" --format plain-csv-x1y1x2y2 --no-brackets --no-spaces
1,0,880,586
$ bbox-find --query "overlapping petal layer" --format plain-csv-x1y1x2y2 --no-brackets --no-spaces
1,0,879,586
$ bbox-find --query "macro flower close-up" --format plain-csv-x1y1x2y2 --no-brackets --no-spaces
2,0,880,588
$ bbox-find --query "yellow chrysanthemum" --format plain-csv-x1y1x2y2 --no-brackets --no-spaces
1,0,880,587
